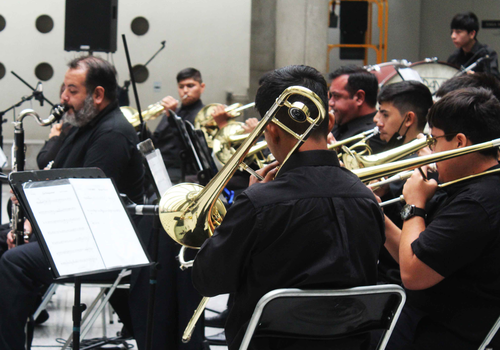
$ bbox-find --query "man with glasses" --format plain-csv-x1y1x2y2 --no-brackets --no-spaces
381,87,500,350
328,65,386,153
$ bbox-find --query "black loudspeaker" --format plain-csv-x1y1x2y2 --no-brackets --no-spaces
64,0,118,53
339,1,368,60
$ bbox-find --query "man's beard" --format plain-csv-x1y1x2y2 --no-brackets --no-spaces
66,94,99,127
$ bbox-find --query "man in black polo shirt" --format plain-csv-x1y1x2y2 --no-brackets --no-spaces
192,65,385,350
383,87,500,349
447,12,499,79
0,56,145,350
328,65,386,154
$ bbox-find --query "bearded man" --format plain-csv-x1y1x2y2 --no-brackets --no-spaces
0,56,144,350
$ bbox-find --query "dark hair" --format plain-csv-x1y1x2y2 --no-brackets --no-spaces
451,12,479,39
328,65,379,107
436,73,500,101
428,87,500,157
176,67,203,83
68,56,117,102
378,81,433,130
255,65,328,140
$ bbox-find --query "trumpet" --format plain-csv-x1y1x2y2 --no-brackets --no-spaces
158,86,326,342
120,102,165,130
194,102,255,148
352,137,500,183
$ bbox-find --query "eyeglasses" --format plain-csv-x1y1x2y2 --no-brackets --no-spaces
428,133,458,151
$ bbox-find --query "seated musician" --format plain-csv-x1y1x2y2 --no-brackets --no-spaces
447,12,499,79
328,65,386,153
382,87,500,349
192,65,385,350
0,56,145,350
372,81,433,285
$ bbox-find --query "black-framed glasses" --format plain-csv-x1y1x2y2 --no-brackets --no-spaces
428,133,458,151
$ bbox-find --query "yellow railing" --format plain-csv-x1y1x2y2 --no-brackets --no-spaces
327,0,388,70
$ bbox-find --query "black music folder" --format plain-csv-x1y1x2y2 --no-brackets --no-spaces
9,168,151,279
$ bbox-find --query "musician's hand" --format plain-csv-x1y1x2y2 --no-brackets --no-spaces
212,105,231,129
242,118,259,133
48,122,63,139
403,165,438,208
327,132,337,145
249,161,279,187
417,133,432,156
467,70,476,75
10,189,18,205
7,231,15,249
369,179,390,198
160,96,179,117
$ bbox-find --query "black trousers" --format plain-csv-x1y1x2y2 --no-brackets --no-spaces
0,240,134,350
128,215,205,350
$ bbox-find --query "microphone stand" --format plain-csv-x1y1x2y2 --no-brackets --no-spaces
120,40,166,124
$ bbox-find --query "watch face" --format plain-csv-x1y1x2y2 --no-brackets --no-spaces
400,204,412,220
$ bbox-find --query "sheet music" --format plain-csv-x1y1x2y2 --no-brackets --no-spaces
70,178,149,269
23,178,149,277
397,67,424,83
24,182,105,276
146,148,172,195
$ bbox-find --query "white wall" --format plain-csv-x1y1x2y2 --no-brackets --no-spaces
0,0,251,145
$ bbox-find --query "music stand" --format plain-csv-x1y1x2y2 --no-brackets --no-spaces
9,168,151,350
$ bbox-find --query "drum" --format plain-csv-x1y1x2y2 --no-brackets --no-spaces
367,58,459,94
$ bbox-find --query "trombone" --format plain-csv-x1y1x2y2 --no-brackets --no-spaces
194,102,256,148
329,126,379,157
352,137,500,183
158,86,326,342
379,168,500,207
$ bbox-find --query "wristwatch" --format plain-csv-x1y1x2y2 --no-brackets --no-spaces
400,204,426,221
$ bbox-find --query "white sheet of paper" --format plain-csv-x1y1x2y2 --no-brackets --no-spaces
398,68,424,83
69,178,149,269
146,148,172,196
24,183,105,276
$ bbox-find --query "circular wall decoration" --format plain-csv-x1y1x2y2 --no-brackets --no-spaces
132,64,149,83
131,17,149,36
35,63,54,81
0,63,5,80
35,15,54,33
0,15,5,32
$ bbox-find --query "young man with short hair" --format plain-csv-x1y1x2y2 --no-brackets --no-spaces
447,12,499,79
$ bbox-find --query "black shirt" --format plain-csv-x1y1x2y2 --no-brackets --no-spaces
192,150,385,350
152,99,204,169
36,123,73,169
407,165,500,347
331,112,387,154
53,102,144,204
447,40,500,79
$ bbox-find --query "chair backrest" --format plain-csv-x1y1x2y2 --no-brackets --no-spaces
239,284,406,350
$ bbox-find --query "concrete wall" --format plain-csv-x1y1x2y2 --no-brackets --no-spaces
0,0,251,169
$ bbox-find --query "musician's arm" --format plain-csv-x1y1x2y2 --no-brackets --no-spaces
192,194,258,297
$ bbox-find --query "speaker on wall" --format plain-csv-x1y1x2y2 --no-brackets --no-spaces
65,0,118,53
339,1,368,60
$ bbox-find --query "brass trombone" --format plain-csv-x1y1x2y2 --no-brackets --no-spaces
352,137,500,183
194,102,256,148
158,86,326,342
329,126,379,157
379,168,500,207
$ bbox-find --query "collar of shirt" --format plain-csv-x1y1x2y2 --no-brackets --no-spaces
276,150,341,178
178,99,203,113
333,112,377,138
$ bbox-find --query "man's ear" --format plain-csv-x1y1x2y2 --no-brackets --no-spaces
266,123,281,143
328,110,335,132
353,89,365,106
200,82,206,93
456,133,468,148
93,86,106,105
405,111,416,128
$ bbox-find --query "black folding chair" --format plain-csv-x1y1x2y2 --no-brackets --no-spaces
239,284,406,350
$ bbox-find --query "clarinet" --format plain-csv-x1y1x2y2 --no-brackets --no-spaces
11,105,67,246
